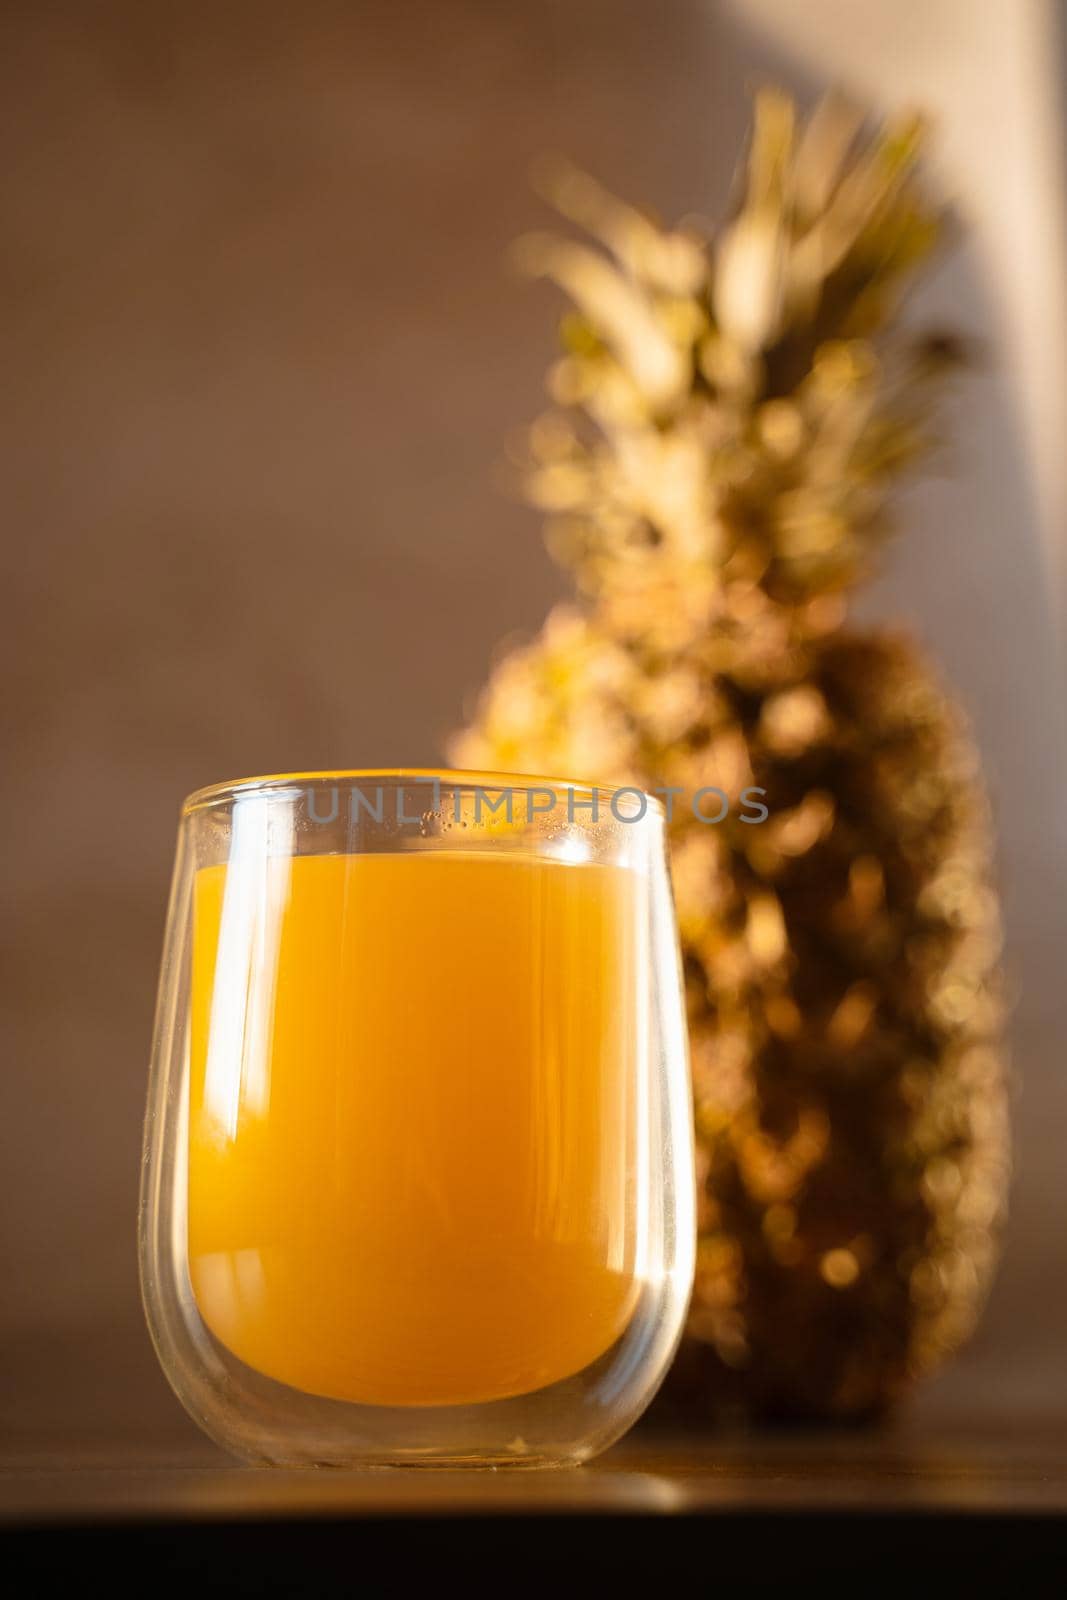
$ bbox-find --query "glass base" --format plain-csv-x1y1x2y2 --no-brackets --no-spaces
244,1452,591,1471
145,1278,683,1469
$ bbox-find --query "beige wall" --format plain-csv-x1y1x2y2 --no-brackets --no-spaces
1,0,1063,1448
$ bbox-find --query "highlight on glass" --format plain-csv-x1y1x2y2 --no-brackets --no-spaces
139,770,695,1467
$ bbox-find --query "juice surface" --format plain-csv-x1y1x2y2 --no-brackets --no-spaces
188,849,641,1406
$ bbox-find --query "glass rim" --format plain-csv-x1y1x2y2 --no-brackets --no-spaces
181,767,667,818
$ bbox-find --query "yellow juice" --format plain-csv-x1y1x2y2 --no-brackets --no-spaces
188,850,641,1407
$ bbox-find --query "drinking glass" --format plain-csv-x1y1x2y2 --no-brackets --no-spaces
140,770,694,1466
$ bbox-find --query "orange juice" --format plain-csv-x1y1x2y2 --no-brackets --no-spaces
188,850,641,1406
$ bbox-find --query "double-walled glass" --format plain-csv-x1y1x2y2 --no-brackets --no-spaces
140,770,694,1467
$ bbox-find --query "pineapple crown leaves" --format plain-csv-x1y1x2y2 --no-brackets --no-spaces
516,90,964,609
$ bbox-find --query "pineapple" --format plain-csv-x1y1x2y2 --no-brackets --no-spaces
451,91,1008,1421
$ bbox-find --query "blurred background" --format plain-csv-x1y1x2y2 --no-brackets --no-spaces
2,0,1065,1453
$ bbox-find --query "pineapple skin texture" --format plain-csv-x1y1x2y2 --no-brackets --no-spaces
452,93,1008,1421
454,614,1006,1420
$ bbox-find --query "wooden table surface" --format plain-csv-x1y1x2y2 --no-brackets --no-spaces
5,1408,1067,1588
5,1426,1067,1520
